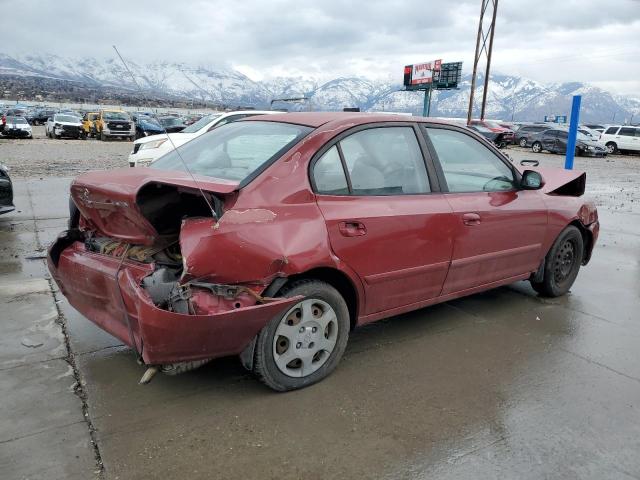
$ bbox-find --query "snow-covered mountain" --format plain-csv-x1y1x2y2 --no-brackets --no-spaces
1,53,638,123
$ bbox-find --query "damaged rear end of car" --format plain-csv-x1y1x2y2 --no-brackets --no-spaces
47,168,300,375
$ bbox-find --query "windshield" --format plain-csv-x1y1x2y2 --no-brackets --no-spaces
151,121,312,183
159,117,184,127
103,111,130,121
182,114,222,133
55,115,80,123
7,117,27,124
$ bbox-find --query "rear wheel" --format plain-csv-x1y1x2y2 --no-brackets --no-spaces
253,279,350,391
532,141,542,153
605,142,617,154
531,225,584,297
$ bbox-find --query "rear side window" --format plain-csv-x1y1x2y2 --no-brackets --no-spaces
619,127,636,137
605,126,619,135
426,128,515,193
311,126,431,196
314,146,349,195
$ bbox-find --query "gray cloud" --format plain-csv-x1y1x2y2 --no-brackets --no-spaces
4,0,640,94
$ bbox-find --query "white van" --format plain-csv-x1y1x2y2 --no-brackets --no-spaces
599,125,640,154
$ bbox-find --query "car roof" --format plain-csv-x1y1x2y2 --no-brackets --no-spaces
250,112,455,128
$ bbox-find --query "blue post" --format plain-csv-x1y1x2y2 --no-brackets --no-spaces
565,95,582,170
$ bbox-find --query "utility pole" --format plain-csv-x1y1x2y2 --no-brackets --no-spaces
467,0,499,124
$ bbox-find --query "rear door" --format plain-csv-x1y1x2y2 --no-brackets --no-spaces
542,130,557,151
313,124,455,315
423,126,547,295
618,127,638,150
556,130,569,153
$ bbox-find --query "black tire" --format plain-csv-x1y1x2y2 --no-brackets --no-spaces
531,225,584,297
532,141,542,153
100,131,106,141
253,279,350,392
519,137,527,147
605,142,617,154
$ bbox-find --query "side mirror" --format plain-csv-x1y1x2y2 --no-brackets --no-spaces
521,170,544,190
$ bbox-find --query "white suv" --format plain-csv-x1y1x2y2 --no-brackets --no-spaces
600,125,640,154
128,110,278,167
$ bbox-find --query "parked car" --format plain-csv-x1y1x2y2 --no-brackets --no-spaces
157,115,187,133
49,113,599,391
583,124,606,133
1,116,33,138
0,163,14,215
128,110,276,167
468,119,515,144
31,108,57,125
46,113,85,139
95,110,135,141
467,125,510,148
81,112,100,137
599,125,640,154
515,124,552,147
134,115,165,139
531,129,606,156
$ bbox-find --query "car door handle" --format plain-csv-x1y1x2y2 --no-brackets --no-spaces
462,213,481,226
339,221,367,237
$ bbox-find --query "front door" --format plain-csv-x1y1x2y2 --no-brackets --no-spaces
312,125,455,314
424,126,547,295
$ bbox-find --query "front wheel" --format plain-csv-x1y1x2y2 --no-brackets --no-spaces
253,279,350,391
100,131,106,141
531,225,584,297
605,142,617,154
519,137,527,147
532,141,542,153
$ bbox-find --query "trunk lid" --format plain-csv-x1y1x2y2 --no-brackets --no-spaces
71,168,238,245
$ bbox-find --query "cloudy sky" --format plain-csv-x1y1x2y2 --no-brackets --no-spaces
5,0,640,95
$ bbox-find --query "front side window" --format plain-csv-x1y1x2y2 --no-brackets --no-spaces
605,126,619,135
151,121,311,183
426,128,515,193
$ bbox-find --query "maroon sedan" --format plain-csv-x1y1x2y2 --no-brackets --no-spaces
48,113,599,391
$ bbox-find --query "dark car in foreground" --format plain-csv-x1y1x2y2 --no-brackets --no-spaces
0,164,15,215
48,113,599,391
531,129,606,157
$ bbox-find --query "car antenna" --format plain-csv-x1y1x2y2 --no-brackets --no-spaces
111,45,217,219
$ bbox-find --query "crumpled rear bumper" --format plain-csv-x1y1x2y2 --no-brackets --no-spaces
47,233,298,365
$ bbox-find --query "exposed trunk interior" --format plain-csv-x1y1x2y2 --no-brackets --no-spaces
136,182,222,236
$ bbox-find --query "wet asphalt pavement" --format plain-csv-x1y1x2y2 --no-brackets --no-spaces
1,144,639,479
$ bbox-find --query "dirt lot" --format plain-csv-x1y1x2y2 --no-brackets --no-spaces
0,125,131,177
1,128,640,480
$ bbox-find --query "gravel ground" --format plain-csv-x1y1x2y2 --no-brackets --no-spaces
0,125,132,177
2,124,639,213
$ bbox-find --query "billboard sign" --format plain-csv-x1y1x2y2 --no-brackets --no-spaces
404,61,461,91
408,60,442,85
